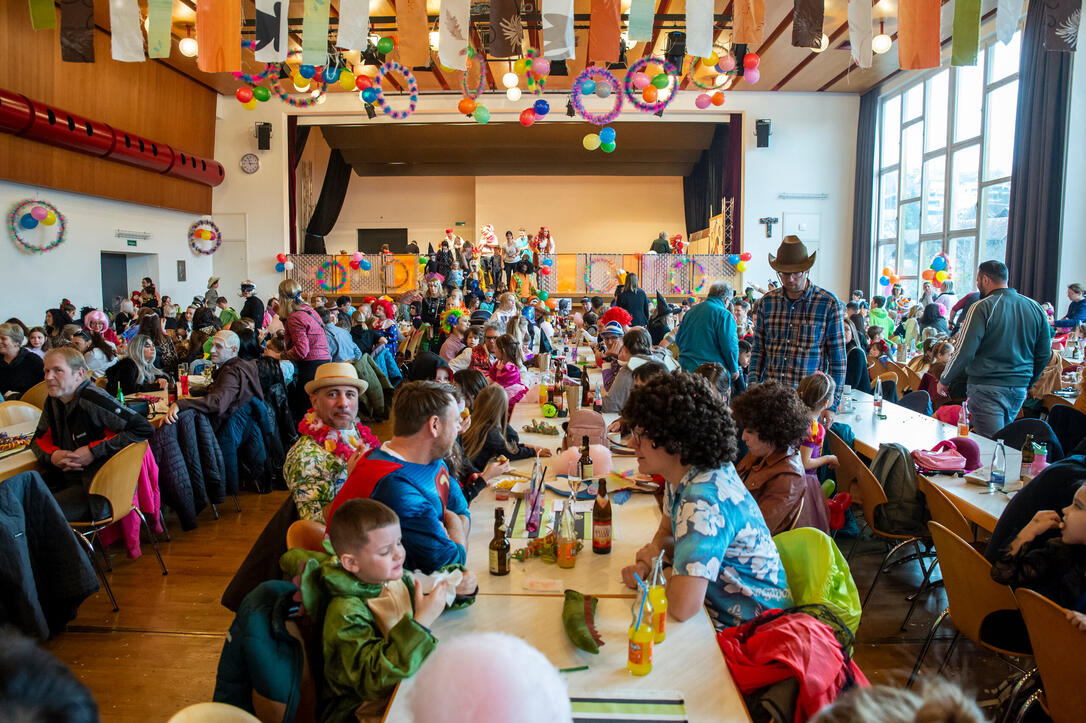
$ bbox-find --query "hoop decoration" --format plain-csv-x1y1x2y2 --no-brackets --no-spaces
233,39,277,86
188,219,222,256
373,61,419,119
584,255,619,294
269,73,328,107
623,57,679,114
690,43,731,90
385,257,410,289
571,67,623,126
460,47,486,100
316,259,349,292
8,199,65,254
669,257,709,295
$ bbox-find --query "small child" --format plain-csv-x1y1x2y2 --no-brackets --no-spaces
26,326,46,358
797,372,839,473
926,340,955,382
447,261,464,291
487,333,528,414
731,339,752,399
866,326,889,361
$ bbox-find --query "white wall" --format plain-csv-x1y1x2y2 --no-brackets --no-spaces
0,179,214,325
1060,53,1086,313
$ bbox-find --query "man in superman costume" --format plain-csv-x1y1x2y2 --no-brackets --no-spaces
328,381,471,574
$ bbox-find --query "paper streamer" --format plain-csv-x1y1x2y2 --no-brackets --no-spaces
60,0,94,62
542,0,576,59
732,0,766,45
197,0,241,72
301,0,331,66
686,0,714,58
588,0,622,63
951,0,981,65
396,0,431,67
336,0,370,51
147,0,172,59
439,0,470,70
627,0,654,42
256,0,290,61
897,0,941,69
109,0,145,62
792,0,824,49
848,0,873,69
489,0,523,58
1043,0,1081,52
996,0,1020,45
28,0,56,30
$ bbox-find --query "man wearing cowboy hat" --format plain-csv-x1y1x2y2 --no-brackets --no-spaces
750,235,846,414
204,276,220,309
164,330,263,429
239,281,265,330
283,362,376,523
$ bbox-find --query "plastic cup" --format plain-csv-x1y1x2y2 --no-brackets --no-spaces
178,375,189,397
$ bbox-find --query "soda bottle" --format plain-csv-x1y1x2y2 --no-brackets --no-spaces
593,383,604,414
649,558,668,643
958,400,970,437
556,498,578,569
626,596,654,676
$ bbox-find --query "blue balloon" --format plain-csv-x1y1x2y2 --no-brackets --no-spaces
542,258,554,266
19,214,38,230
360,259,372,271
361,87,378,103
533,99,550,116
275,262,286,272
599,126,616,144
323,66,341,83
580,79,596,95
931,255,947,271
726,254,740,265
299,64,316,79
879,275,891,286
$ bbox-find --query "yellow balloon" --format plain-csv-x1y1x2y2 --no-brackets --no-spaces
736,260,749,272
513,58,528,75
338,71,356,90
243,99,258,110
935,270,948,283
704,52,719,65
582,133,601,151
645,63,661,77
42,211,56,226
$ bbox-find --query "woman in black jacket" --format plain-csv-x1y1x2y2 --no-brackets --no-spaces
614,273,651,328
0,322,44,397
919,303,950,337
107,334,169,395
843,320,872,394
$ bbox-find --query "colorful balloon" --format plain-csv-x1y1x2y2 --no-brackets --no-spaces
349,260,361,270
935,270,948,283
361,87,378,103
582,134,601,151
711,91,725,106
253,85,271,102
338,72,356,91
538,291,549,301
514,59,529,75
599,126,616,144
360,259,372,271
457,97,476,115
275,262,286,272
695,94,712,109
744,68,761,84
242,99,258,110
519,109,537,127
298,64,316,79
642,85,658,103
534,58,551,76
727,254,741,265
736,260,749,272
533,99,550,116
922,269,935,281
539,266,551,275
283,261,294,271
740,252,752,262
651,73,669,89
632,72,651,90
323,66,341,83
595,83,612,98
19,214,37,230
600,141,616,153
377,36,395,54
276,253,287,263
235,86,254,104
473,106,490,124
931,255,947,271
580,79,597,95
879,275,891,286
355,75,373,91
30,206,48,221
716,55,737,72
743,52,760,69
42,211,56,226
881,267,893,277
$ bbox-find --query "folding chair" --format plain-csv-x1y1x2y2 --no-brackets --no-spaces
19,381,49,410
1013,588,1086,723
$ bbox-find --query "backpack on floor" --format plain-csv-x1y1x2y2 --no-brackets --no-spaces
870,442,929,535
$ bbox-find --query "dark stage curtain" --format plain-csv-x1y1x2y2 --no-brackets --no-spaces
850,89,878,296
683,122,732,241
303,148,352,254
1005,0,1073,303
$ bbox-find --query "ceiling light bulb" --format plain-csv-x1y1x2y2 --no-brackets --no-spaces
178,37,198,57
429,31,440,50
502,72,519,89
506,87,522,101
872,33,893,54
812,34,829,53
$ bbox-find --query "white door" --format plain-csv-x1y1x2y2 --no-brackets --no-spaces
214,240,249,299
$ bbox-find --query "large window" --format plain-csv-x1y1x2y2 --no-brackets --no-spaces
874,32,1020,299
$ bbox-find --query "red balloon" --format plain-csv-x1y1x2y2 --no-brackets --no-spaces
276,253,287,263
355,75,372,91
740,251,752,262
519,109,537,127
349,260,361,270
235,86,254,103
539,266,551,275
743,52,760,70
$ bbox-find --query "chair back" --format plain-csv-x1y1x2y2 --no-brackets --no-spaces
20,381,49,410
1045,405,1086,459
994,418,1064,462
1014,588,1086,723
828,431,888,529
286,520,326,552
84,441,149,526
897,390,933,416
168,703,260,723
0,400,40,426
918,476,973,543
1043,393,1073,411
927,522,1018,646
868,357,889,382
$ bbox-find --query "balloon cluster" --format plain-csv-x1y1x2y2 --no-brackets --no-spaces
348,252,373,271
922,254,953,285
519,98,550,127
274,253,295,274
582,126,617,153
17,204,57,230
878,267,901,287
726,251,753,272
234,84,271,110
456,97,491,124
695,91,726,109
628,66,672,103
501,49,552,101
538,257,554,276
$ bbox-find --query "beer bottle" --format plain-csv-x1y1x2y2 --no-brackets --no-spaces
489,508,510,575
581,371,591,407
1020,434,1035,481
578,435,594,482
592,479,612,554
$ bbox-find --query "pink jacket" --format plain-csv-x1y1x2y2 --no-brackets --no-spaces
98,447,163,558
285,307,330,361
488,361,528,414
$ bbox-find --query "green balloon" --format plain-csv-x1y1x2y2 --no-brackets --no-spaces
601,141,616,153
473,106,491,124
252,85,271,102
538,291,549,301
651,73,669,89
377,36,395,54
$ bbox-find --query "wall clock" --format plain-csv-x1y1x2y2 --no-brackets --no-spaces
240,153,260,174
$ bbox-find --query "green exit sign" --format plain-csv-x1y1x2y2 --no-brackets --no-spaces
126,239,137,247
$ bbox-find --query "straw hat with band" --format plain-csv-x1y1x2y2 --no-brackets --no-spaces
208,276,220,287
768,235,817,273
304,362,369,395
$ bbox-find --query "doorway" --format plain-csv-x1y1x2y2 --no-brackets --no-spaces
101,253,128,314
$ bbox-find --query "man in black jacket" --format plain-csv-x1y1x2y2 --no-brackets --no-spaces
239,281,265,330
31,347,155,521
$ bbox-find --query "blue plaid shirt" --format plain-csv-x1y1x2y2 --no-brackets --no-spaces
749,284,847,409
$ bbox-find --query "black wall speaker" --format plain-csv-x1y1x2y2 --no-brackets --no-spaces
256,122,272,151
755,119,771,148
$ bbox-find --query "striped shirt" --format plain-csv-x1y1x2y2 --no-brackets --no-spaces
749,283,847,409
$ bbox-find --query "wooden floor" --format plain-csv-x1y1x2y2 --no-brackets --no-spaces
46,494,1020,722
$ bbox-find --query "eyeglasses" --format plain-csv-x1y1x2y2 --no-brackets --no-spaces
485,335,499,341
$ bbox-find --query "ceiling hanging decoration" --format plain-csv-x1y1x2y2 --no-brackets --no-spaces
623,57,679,114
898,0,941,69
336,0,371,52
438,0,471,70
372,61,420,119
571,67,624,125
542,0,576,60
848,1,874,69
255,0,291,61
110,0,145,62
490,0,524,58
8,200,66,255
588,0,623,63
196,0,241,72
146,0,173,58
301,0,332,66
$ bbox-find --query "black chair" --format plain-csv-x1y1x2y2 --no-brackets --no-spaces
994,418,1065,463
1047,405,1086,458
898,390,933,416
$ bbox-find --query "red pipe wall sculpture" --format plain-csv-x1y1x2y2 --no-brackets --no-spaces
0,88,224,187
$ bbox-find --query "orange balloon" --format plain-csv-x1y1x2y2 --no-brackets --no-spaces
645,63,661,77
545,298,557,310
889,275,900,285
457,97,476,115
642,85,658,103
711,91,725,106
921,269,935,281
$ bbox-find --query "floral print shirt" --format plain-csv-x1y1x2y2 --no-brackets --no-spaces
665,464,793,630
283,436,350,523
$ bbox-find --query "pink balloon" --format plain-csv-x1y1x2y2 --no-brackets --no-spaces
744,68,761,84
352,252,363,262
695,93,712,109
716,55,737,72
30,205,48,221
632,72,651,90
533,58,551,76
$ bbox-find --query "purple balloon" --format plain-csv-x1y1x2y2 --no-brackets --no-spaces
30,205,48,221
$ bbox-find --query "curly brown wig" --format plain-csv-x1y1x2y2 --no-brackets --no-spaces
620,371,737,469
730,382,811,452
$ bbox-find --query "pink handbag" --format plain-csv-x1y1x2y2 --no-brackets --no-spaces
910,440,967,474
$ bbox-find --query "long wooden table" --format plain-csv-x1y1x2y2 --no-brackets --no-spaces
0,420,41,482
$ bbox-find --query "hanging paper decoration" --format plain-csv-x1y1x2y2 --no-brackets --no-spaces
1044,0,1081,52
188,219,223,256
898,0,940,69
28,0,56,30
489,0,523,58
951,0,982,66
686,0,714,59
996,0,1019,45
588,0,622,63
542,0,576,59
733,0,766,45
8,200,66,254
335,0,369,51
197,0,241,72
397,0,431,67
792,0,824,49
439,0,470,70
848,0,873,69
301,0,331,66
147,0,173,58
256,0,290,61
109,0,145,62
627,0,654,42
60,0,95,63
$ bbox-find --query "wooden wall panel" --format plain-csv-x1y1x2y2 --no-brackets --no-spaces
0,3,217,214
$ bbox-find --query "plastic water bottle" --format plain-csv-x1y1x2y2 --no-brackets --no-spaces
989,441,1007,493
872,381,883,416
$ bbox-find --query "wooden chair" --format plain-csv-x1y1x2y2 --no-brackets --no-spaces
1013,588,1086,723
0,400,40,426
868,358,889,383
70,441,167,612
20,381,48,410
168,702,260,722
1043,393,1073,411
286,520,326,552
885,361,914,392
907,523,1031,689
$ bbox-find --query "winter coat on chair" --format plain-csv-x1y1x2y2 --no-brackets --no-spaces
256,356,297,453
218,398,284,496
150,409,225,530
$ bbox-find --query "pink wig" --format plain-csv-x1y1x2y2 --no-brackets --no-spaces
83,309,110,330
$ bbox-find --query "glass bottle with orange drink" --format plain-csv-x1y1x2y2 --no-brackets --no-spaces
626,593,654,676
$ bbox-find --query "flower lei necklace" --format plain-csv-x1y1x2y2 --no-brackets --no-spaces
298,410,379,461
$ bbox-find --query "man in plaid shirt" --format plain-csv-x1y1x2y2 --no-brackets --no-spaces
749,236,846,414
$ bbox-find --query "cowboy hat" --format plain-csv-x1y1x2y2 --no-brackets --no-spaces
304,362,369,395
207,276,220,287
768,235,817,273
